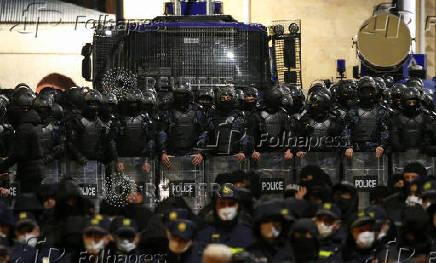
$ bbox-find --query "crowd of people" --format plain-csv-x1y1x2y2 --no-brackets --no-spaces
0,75,436,262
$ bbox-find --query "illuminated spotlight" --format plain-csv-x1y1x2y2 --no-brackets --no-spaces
288,23,299,34
226,51,235,59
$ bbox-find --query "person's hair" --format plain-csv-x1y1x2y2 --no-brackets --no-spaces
37,73,77,92
202,244,232,263
403,162,427,177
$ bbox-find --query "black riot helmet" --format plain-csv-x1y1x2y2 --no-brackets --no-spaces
84,89,103,104
216,85,236,111
307,92,331,120
264,86,284,111
339,80,357,107
173,83,193,110
197,87,215,111
64,86,86,111
407,78,424,93
374,77,387,95
358,76,378,106
382,88,393,106
401,86,421,114
100,92,118,120
422,93,434,112
308,81,331,99
235,88,245,110
38,87,56,97
13,83,33,98
392,83,407,109
119,89,144,117
33,94,54,120
82,89,102,119
288,85,305,114
16,92,36,111
383,75,394,88
0,95,9,121
244,86,259,99
102,92,118,106
278,84,294,113
158,91,174,111
33,93,54,110
142,91,157,113
330,82,341,103
242,86,259,111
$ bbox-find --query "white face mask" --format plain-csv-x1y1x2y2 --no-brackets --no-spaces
168,239,193,254
18,234,38,248
84,240,105,255
356,231,375,249
217,207,238,221
317,222,334,238
116,239,136,253
405,195,422,206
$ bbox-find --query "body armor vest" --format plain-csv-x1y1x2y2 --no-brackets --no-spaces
353,107,378,142
309,118,332,138
170,109,196,150
37,122,56,155
398,113,425,148
212,113,240,154
117,115,148,157
78,117,103,160
261,111,282,138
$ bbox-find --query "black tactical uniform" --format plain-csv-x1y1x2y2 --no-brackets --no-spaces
158,84,209,157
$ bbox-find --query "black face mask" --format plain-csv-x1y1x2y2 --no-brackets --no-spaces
174,95,190,111
243,101,256,111
293,237,318,262
37,108,51,122
403,100,419,115
308,105,327,121
83,106,98,119
217,99,233,112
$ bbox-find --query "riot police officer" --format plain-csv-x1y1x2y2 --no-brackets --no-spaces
209,85,247,161
297,91,344,153
0,96,12,198
288,85,306,119
343,76,390,158
390,85,433,152
33,94,65,184
0,91,43,193
250,86,296,161
330,80,357,119
391,83,407,112
114,89,156,176
66,89,115,165
158,83,209,167
196,86,215,117
99,92,119,126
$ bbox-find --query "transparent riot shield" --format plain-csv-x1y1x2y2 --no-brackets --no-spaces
41,160,67,185
295,152,341,185
68,160,106,212
159,156,205,215
343,152,388,210
206,156,250,185
0,165,16,206
118,157,156,210
251,152,293,198
392,149,435,176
